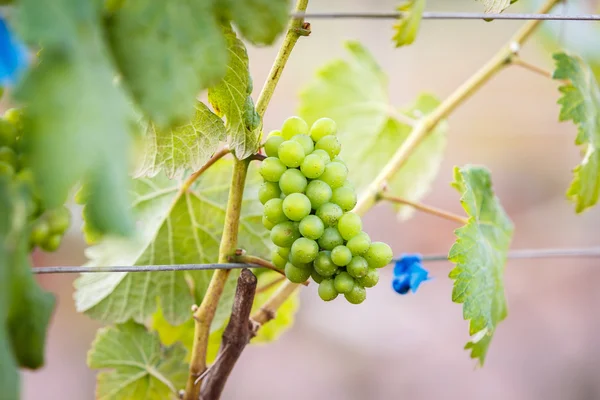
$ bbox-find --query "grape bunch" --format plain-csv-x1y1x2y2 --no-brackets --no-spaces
0,108,71,252
259,116,393,304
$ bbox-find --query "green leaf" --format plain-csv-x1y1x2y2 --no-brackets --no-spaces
105,1,227,128
553,52,600,213
209,25,260,159
216,0,289,45
135,103,227,179
74,159,270,326
16,0,135,237
393,0,425,47
448,166,514,365
88,322,188,400
477,0,518,13
298,41,446,219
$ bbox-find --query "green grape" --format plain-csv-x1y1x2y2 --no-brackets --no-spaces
271,250,288,270
285,262,311,283
264,135,285,158
309,117,337,142
0,119,17,147
347,256,368,278
282,193,311,221
332,156,345,166
3,108,23,130
262,215,275,230
334,271,355,294
30,221,50,246
263,198,288,224
331,245,352,266
356,268,379,288
278,140,305,168
347,232,371,255
47,206,71,234
317,227,343,251
260,157,287,182
0,161,15,177
311,149,331,164
319,162,347,189
288,252,312,269
292,134,314,155
268,129,282,137
277,246,291,259
298,214,324,240
279,169,307,195
331,186,357,212
311,269,324,284
305,180,332,210
318,278,338,301
344,285,366,304
315,135,341,159
337,212,362,241
281,116,309,140
259,181,281,204
290,237,319,263
270,221,301,247
364,242,394,269
0,147,17,168
15,168,35,189
300,154,325,179
316,202,343,226
41,234,62,252
313,250,337,277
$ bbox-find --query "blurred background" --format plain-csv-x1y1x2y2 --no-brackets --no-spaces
23,0,600,399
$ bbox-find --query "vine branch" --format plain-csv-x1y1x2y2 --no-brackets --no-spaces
180,147,230,193
380,194,468,225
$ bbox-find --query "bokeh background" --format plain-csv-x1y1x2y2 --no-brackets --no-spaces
23,0,600,399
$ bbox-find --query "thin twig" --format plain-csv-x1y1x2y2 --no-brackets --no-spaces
181,147,230,193
256,276,286,294
380,194,468,225
251,280,300,326
511,57,554,80
291,11,600,21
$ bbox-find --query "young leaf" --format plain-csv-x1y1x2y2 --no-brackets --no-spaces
553,52,600,212
16,0,135,237
393,0,426,47
88,322,188,400
135,103,227,179
448,166,514,365
209,25,260,159
298,41,447,219
74,159,270,326
477,0,518,13
105,1,227,128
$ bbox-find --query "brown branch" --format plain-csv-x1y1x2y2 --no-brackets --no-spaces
200,269,258,400
380,193,468,225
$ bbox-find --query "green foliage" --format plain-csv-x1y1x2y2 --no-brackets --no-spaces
88,322,188,400
393,0,425,47
448,166,513,365
553,52,600,213
476,0,519,13
74,159,270,326
299,41,447,219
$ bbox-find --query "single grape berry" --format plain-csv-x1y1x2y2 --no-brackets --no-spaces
41,234,62,252
313,250,337,277
279,169,307,195
331,186,357,212
277,246,291,259
347,256,368,278
334,271,355,294
305,180,332,210
300,154,325,179
310,117,337,142
315,135,341,159
319,162,347,189
30,221,50,246
344,285,367,305
259,181,281,204
47,206,71,234
271,250,288,269
337,212,362,241
285,262,311,283
298,214,325,240
316,202,343,226
332,156,346,166
292,134,314,155
346,232,371,255
282,193,311,221
260,157,287,182
317,227,344,251
331,245,352,266
281,116,309,140
268,129,282,137
311,149,331,164
311,269,325,284
262,216,275,230
364,242,394,269
270,221,301,248
356,268,379,288
0,146,17,168
318,278,338,301
263,198,288,224
264,135,285,158
278,140,305,168
291,237,319,263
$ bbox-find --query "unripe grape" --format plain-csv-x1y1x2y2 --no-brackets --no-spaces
285,262,311,283
364,242,394,268
332,156,345,166
0,147,17,168
291,237,319,263
270,221,301,247
310,117,337,142
337,212,362,241
278,140,305,168
282,193,311,221
260,157,286,182
315,135,341,159
311,269,325,284
281,116,309,140
268,129,282,137
347,232,371,255
300,154,325,179
279,169,307,195
347,256,368,278
344,285,366,304
0,161,15,177
259,181,281,204
314,251,337,277
331,245,352,266
264,135,284,158
305,180,332,210
47,206,71,234
41,234,62,252
262,215,275,230
311,149,331,164
356,268,379,288
277,246,291,259
271,250,288,269
316,202,343,226
292,134,314,155
317,227,343,251
331,186,357,212
263,198,288,224
30,221,50,246
298,214,325,240
319,162,347,189
334,271,354,294
318,278,338,301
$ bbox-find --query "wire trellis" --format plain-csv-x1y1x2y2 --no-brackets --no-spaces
291,11,600,21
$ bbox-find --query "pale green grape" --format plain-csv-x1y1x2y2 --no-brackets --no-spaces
347,232,371,255
311,269,325,284
260,157,286,182
332,156,345,166
292,134,314,155
278,140,305,168
344,285,366,304
305,180,332,210
268,129,282,137
264,135,284,158
271,250,288,269
316,202,343,226
356,268,379,288
313,250,337,277
262,216,275,230
309,117,337,142
317,227,343,251
285,262,311,283
259,181,282,204
298,214,325,240
281,116,309,140
263,198,288,224
331,186,357,212
315,135,341,159
300,154,325,179
282,193,311,221
311,149,331,164
270,221,301,247
30,221,49,246
337,212,362,241
331,245,352,266
41,234,62,252
334,271,354,294
346,256,368,278
318,278,338,301
277,246,291,259
291,237,319,263
364,242,394,269
279,168,307,195
47,206,71,234
319,162,347,189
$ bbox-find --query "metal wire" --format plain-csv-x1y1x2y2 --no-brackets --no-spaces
291,11,600,21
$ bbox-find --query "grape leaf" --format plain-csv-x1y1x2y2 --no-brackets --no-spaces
105,1,227,128
88,322,188,400
393,0,425,47
448,166,514,365
135,103,226,179
15,0,135,237
74,159,270,326
477,0,518,13
209,25,260,160
298,41,447,219
553,52,600,213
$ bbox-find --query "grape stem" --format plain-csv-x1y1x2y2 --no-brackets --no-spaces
256,276,286,294
180,147,231,193
251,280,301,325
379,194,468,225
510,57,569,84
352,0,563,216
